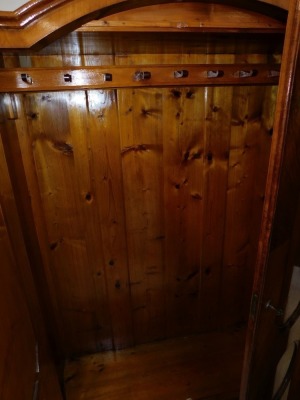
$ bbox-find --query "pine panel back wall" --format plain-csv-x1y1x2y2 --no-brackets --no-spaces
8,82,273,356
0,32,278,356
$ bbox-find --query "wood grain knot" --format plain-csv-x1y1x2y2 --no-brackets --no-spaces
186,90,195,99
121,144,149,154
52,141,73,156
206,152,213,162
141,108,160,117
205,267,211,276
27,112,38,120
191,192,202,200
182,150,202,162
171,89,181,98
211,105,220,112
49,238,63,251
85,192,93,202
41,95,52,102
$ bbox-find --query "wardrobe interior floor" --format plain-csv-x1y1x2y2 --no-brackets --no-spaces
64,329,246,400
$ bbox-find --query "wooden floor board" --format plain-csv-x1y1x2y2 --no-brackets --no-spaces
64,330,245,400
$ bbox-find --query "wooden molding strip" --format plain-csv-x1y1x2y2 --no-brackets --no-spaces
77,2,286,33
0,0,68,28
0,64,280,92
0,1,287,49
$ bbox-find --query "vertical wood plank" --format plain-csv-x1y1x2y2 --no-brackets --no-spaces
118,88,165,343
199,85,233,331
221,86,271,328
220,49,273,328
86,89,134,349
67,90,118,351
162,87,205,337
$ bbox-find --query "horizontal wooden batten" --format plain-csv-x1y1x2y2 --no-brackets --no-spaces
76,26,285,34
0,64,280,92
77,2,286,34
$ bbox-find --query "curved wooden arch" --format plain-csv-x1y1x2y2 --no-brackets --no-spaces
0,0,287,49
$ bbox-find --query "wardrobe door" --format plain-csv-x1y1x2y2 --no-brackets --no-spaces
0,203,38,400
0,96,63,400
241,0,300,398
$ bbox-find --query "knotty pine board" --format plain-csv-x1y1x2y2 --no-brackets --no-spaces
221,85,274,328
162,86,206,338
7,84,274,356
86,90,135,349
118,88,165,343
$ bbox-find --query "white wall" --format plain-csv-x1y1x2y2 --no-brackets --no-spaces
0,0,290,12
0,1,28,12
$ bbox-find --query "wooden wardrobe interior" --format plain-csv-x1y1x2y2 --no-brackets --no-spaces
0,2,289,399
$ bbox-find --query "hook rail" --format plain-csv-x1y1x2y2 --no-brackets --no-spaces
0,64,280,92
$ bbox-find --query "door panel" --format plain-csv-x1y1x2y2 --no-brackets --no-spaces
241,0,300,397
0,204,37,400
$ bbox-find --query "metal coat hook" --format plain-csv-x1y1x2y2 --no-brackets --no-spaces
174,70,189,78
133,71,151,81
64,74,72,82
103,73,113,82
233,69,258,78
21,73,33,84
268,70,280,78
265,300,284,316
207,70,224,78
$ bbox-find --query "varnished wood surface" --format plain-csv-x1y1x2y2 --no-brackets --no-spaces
0,207,63,398
0,17,282,360
0,1,287,49
0,93,63,356
0,105,64,399
78,3,285,33
64,330,246,400
0,204,37,400
0,2,294,399
240,0,300,397
2,81,274,356
7,31,283,68
0,0,67,28
0,64,280,93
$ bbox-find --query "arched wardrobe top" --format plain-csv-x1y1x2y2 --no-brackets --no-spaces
0,0,289,49
1,1,300,399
